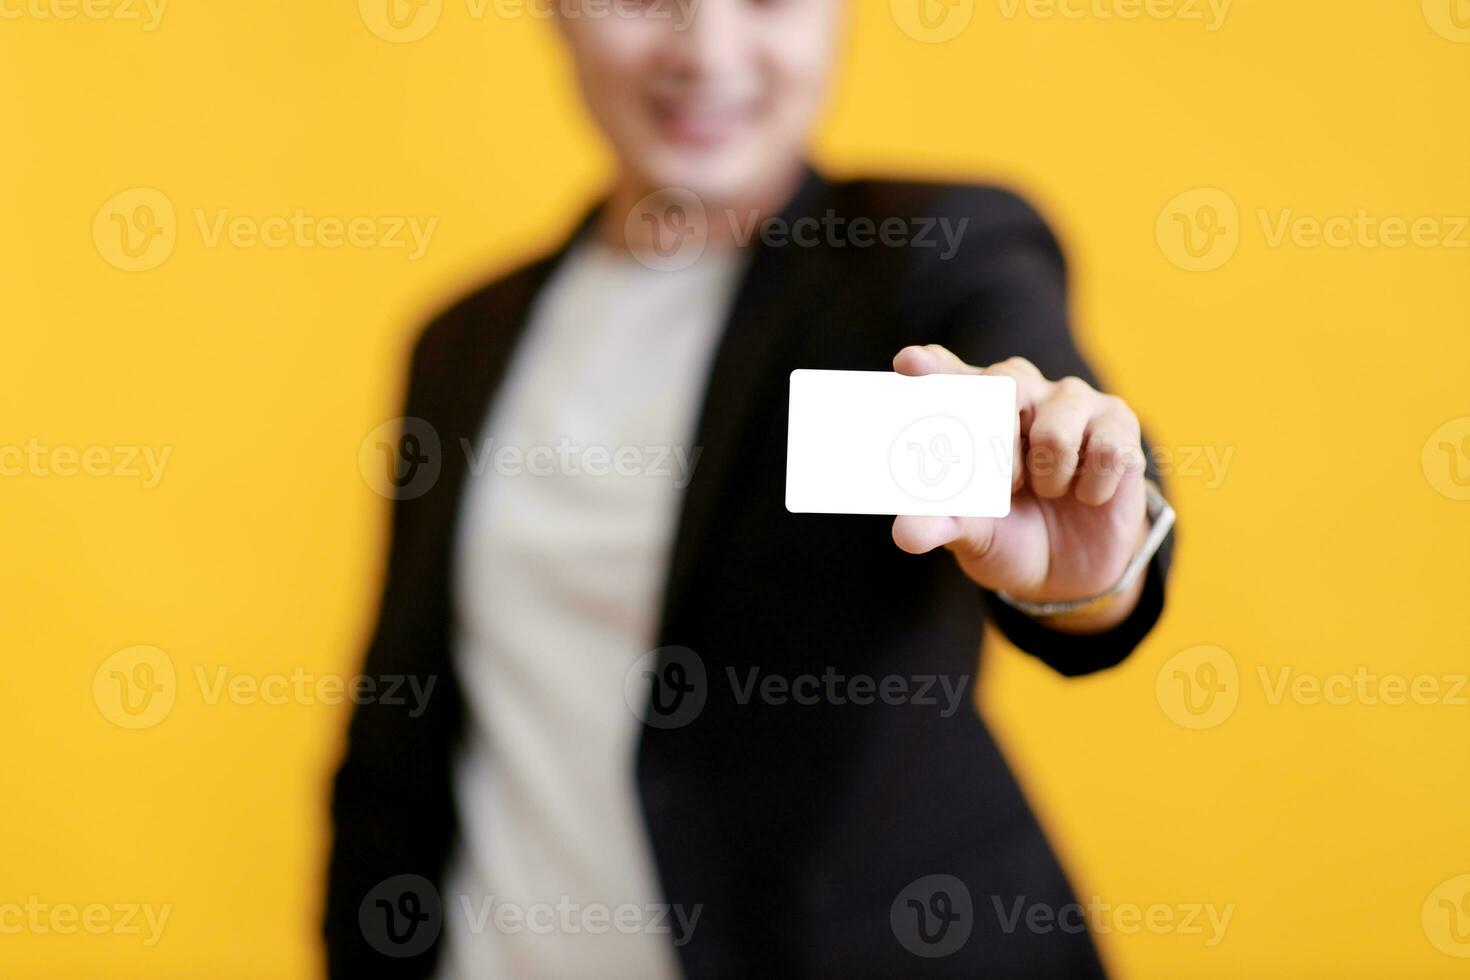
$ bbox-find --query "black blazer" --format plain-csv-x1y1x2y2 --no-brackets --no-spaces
325,170,1171,978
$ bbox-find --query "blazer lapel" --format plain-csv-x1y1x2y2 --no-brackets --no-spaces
435,208,604,514
431,177,835,648
655,168,833,640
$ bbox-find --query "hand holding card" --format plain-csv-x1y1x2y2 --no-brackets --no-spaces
787,344,1154,634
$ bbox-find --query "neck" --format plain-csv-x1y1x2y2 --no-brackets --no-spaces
598,161,808,256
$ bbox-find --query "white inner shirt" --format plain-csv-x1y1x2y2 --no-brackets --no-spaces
438,239,743,979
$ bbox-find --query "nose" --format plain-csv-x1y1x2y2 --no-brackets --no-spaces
663,0,744,83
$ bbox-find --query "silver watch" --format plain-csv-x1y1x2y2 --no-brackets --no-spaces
993,479,1175,620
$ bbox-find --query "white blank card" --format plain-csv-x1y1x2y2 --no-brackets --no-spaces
785,369,1016,517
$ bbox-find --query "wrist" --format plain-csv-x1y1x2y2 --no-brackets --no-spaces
994,480,1174,635
1034,558,1148,634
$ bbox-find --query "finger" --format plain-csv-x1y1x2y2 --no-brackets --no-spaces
1008,408,1024,491
892,514,997,562
893,343,983,377
1025,376,1094,499
977,356,1049,420
980,359,1049,488
899,351,1040,486
1075,399,1144,506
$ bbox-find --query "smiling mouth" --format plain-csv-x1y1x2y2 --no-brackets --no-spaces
648,95,757,149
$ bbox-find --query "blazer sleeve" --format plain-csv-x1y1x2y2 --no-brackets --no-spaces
906,185,1173,677
323,320,462,979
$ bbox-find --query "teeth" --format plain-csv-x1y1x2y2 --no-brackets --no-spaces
649,92,752,140
651,89,752,113
665,102,734,113
665,105,746,123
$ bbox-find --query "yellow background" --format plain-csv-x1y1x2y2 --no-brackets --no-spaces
4,0,1468,976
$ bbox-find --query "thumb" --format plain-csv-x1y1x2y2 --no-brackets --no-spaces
893,344,983,377
892,514,998,561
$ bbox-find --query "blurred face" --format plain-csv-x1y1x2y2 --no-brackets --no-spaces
554,0,843,208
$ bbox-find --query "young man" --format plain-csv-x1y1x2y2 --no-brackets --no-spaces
327,0,1172,975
